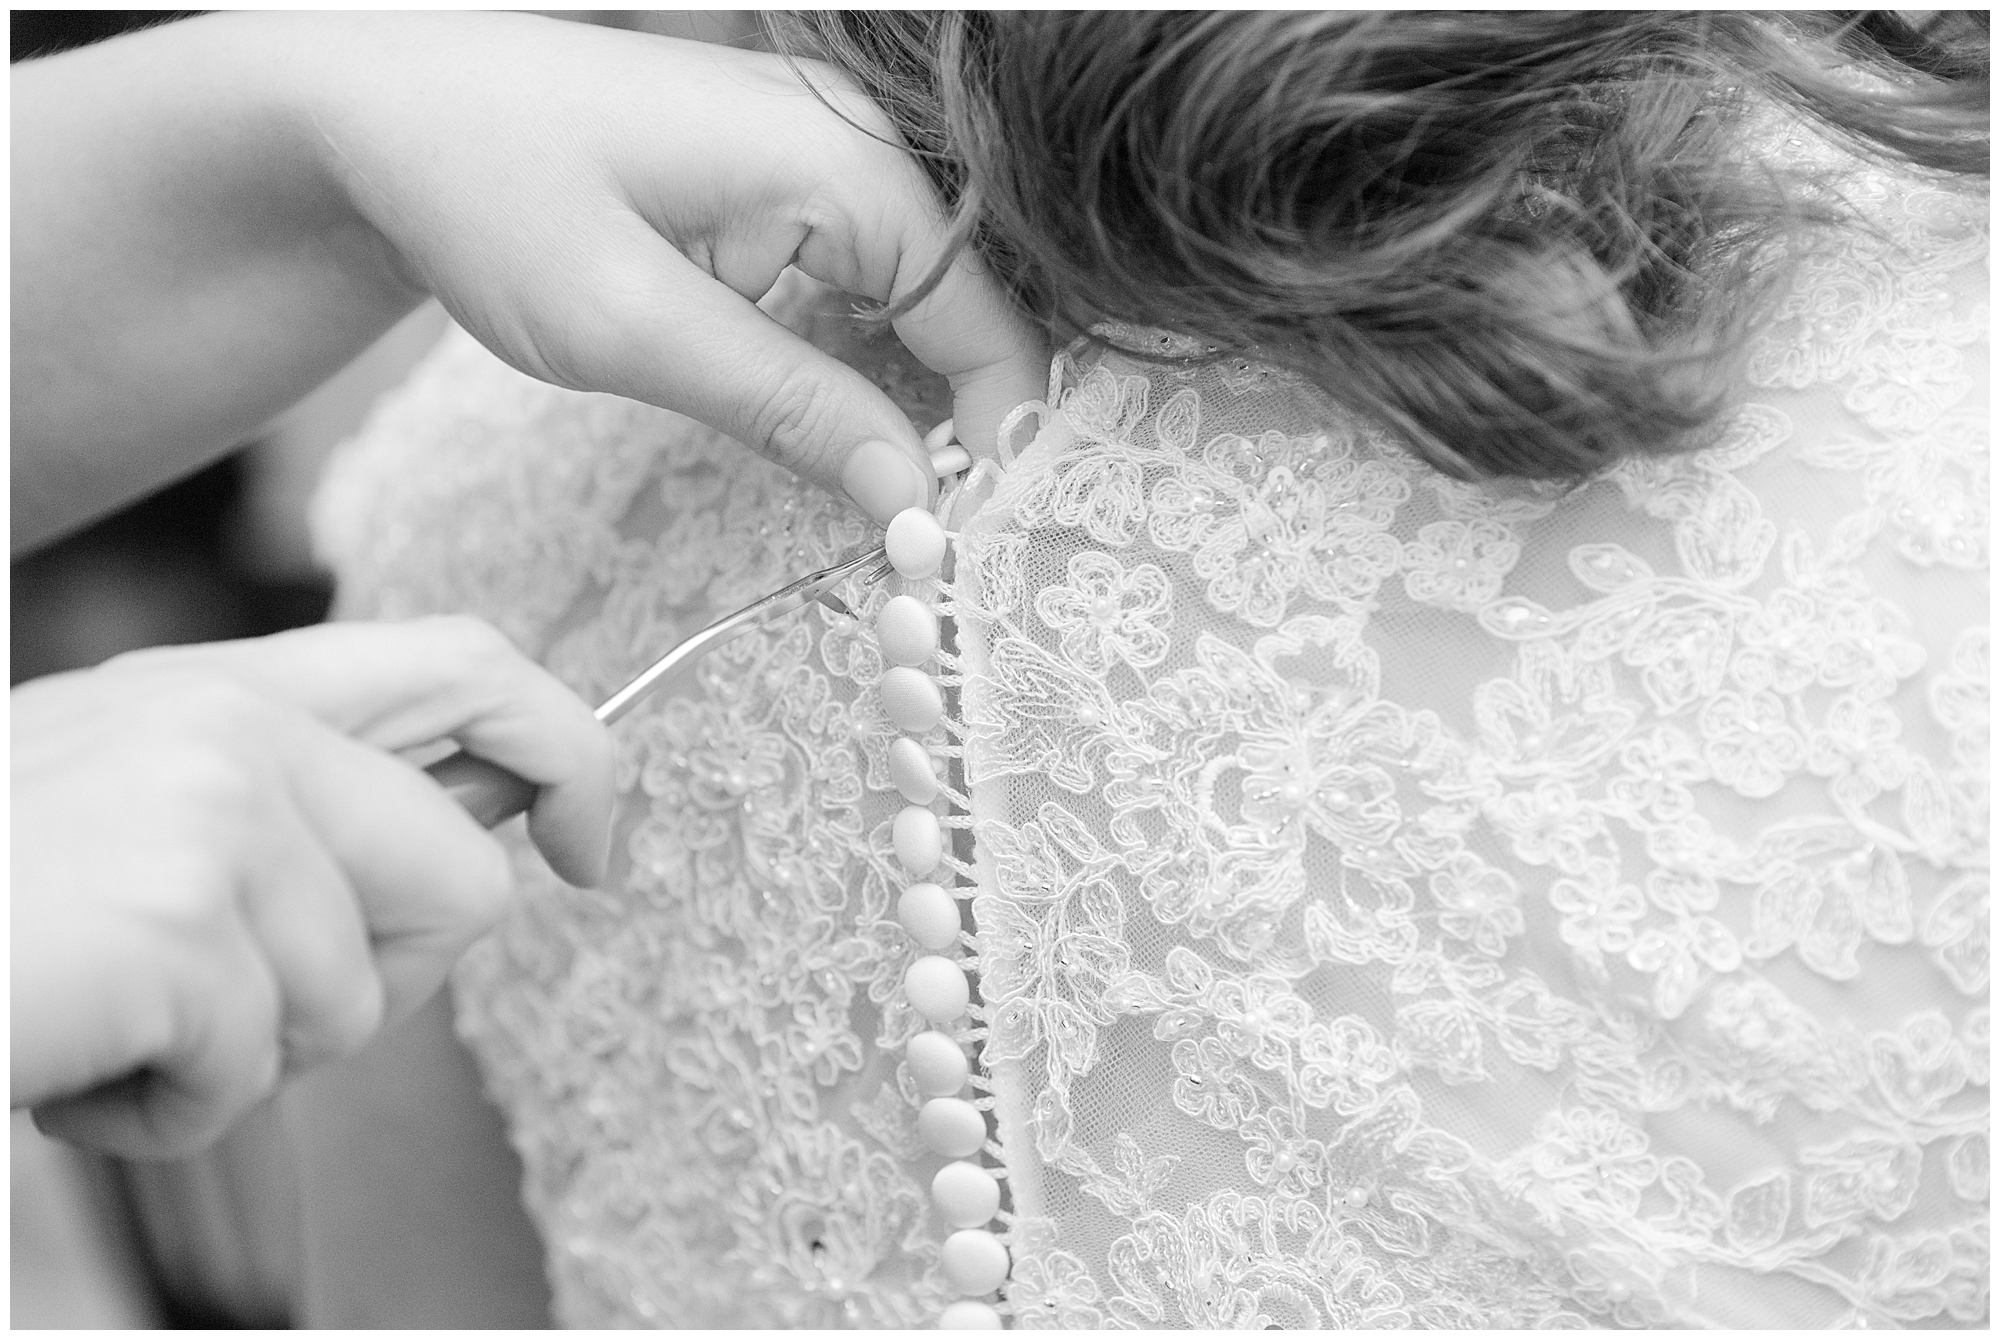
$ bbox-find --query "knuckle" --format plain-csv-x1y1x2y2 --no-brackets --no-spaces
418,615,521,695
159,676,276,757
428,614,517,667
305,974,386,1065
744,361,851,471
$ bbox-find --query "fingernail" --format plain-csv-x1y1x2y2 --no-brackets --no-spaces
841,439,932,526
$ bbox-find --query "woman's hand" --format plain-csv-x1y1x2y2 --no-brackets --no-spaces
12,13,1047,551
302,13,1047,520
10,617,614,1158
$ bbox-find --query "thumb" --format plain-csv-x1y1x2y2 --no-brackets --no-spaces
538,217,939,527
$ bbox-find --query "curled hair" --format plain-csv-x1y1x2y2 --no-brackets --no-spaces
776,11,1986,478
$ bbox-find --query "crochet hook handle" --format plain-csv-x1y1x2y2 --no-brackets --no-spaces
425,749,541,830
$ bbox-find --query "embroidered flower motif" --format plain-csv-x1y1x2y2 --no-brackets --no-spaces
1623,603,1736,715
1008,1245,1107,1329
1800,1132,1923,1228
1034,551,1174,675
1801,416,1988,570
1395,997,1487,1086
1210,974,1315,1070
1241,1110,1330,1198
1550,872,1646,971
1320,1087,1478,1256
1401,519,1521,612
1123,619,1417,942
1698,976,1871,1119
1700,689,1807,798
963,634,1126,793
1920,874,1989,996
1815,596,1927,694
1472,642,1637,780
1428,853,1525,958
976,861,1129,1075
1605,726,1709,822
1626,916,1740,1020
1868,1011,1969,1119
1059,365,1151,445
772,995,867,1088
1522,1105,1660,1221
1148,429,1409,626
753,1123,933,1326
1732,588,1831,694
1294,1015,1399,1113
1171,1035,1262,1129
1486,777,1601,873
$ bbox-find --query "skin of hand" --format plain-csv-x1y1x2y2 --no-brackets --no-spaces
10,617,615,1159
10,12,1049,554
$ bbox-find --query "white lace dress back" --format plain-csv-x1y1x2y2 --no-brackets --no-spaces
312,139,1988,1328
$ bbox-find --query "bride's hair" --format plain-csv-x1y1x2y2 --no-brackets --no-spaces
777,11,1987,478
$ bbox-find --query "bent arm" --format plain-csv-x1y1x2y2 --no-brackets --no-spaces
10,13,421,556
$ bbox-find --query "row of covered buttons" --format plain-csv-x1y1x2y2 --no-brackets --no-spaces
881,501,1008,1330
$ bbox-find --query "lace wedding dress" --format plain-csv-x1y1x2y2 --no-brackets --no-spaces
311,133,1988,1328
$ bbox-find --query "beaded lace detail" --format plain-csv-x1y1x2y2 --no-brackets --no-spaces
313,150,1987,1327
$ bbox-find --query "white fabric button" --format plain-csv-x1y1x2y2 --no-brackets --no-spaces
877,595,940,666
888,736,940,804
881,667,944,733
905,956,969,1023
929,443,973,478
918,1097,986,1157
940,1229,1010,1295
894,805,944,876
932,1161,1001,1228
938,1300,1002,1329
898,881,960,950
886,508,948,579
907,1031,968,1097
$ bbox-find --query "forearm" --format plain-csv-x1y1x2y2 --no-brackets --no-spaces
10,13,422,556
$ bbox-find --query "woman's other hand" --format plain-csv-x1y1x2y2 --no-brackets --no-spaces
10,617,614,1158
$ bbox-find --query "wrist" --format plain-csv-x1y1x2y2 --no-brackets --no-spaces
221,11,431,309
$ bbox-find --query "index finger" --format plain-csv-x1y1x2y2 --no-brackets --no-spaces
102,618,614,888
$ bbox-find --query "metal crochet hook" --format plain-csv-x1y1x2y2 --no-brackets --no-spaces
426,544,891,829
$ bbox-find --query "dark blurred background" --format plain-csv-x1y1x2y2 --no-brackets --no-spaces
12,13,429,1328
12,9,334,689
